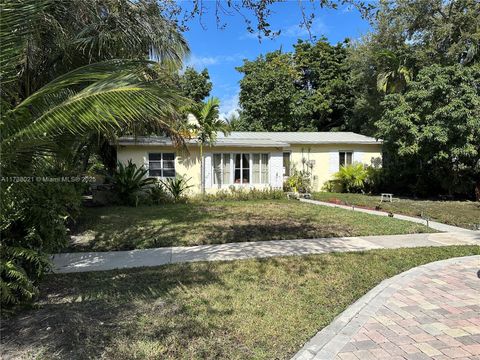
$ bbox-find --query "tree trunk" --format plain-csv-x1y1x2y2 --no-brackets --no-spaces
200,144,205,195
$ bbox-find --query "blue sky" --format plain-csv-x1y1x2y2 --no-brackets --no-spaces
182,2,371,119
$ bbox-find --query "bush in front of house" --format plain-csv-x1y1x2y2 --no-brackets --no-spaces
1,181,83,307
334,163,367,193
284,169,312,193
201,186,285,202
161,176,193,203
110,161,156,206
326,163,385,194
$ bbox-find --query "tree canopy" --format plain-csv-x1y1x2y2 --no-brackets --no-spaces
236,38,354,131
179,67,213,103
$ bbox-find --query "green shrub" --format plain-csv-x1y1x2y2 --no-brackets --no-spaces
146,182,170,205
284,169,311,193
201,186,285,202
110,161,156,206
161,176,193,202
333,163,368,193
365,166,384,193
1,181,83,307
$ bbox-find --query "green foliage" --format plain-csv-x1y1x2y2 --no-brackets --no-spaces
161,176,193,202
189,97,230,145
201,187,285,202
0,246,50,307
1,181,83,307
284,169,312,193
146,182,170,205
377,64,480,196
333,163,368,193
237,39,354,131
110,161,156,206
179,67,212,103
0,0,189,308
188,97,230,194
10,0,189,100
237,51,299,131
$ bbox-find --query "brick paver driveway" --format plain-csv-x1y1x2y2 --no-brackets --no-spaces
293,256,480,360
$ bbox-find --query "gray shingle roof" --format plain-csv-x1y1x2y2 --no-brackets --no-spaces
117,132,382,147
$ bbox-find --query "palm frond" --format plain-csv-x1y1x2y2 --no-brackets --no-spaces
73,0,189,67
2,61,189,156
0,0,48,85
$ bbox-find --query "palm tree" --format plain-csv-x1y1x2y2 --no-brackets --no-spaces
14,0,189,100
0,0,189,306
188,98,230,194
376,50,413,94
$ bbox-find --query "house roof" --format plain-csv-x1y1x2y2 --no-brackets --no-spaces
117,132,382,147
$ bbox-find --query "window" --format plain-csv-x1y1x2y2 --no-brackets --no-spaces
148,153,175,177
283,152,291,176
214,153,269,185
213,153,231,185
253,153,269,184
339,151,353,167
235,153,250,184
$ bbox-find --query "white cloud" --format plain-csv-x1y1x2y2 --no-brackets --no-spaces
185,53,245,70
219,92,239,120
185,55,219,69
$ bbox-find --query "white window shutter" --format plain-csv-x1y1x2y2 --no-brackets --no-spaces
204,153,212,188
143,155,149,172
329,151,339,174
269,152,283,188
353,151,364,164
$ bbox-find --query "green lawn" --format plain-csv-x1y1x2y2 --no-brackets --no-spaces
69,200,432,252
3,246,479,360
312,192,480,230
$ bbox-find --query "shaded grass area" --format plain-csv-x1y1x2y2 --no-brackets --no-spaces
69,200,432,252
2,246,479,360
312,192,480,230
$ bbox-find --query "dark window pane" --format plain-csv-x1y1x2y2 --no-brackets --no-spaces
163,153,174,161
242,154,250,168
149,162,162,170
149,153,162,161
242,169,249,183
339,152,346,167
347,152,353,165
163,160,175,169
149,169,162,177
163,169,175,177
234,169,241,183
235,153,241,168
283,152,290,176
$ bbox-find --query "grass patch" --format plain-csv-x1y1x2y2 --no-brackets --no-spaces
313,192,480,230
70,200,432,251
2,246,479,359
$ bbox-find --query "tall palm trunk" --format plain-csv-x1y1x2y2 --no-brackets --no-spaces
200,143,205,195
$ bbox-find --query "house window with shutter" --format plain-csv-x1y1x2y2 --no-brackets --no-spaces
252,153,269,184
148,153,175,177
213,153,269,185
213,153,231,185
339,151,353,167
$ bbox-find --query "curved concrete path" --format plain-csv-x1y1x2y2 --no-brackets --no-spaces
52,232,479,273
292,256,480,360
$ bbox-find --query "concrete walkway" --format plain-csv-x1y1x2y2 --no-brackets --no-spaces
52,232,480,273
300,199,477,234
292,256,480,360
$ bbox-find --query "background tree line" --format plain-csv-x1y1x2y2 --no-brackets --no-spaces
233,0,479,198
